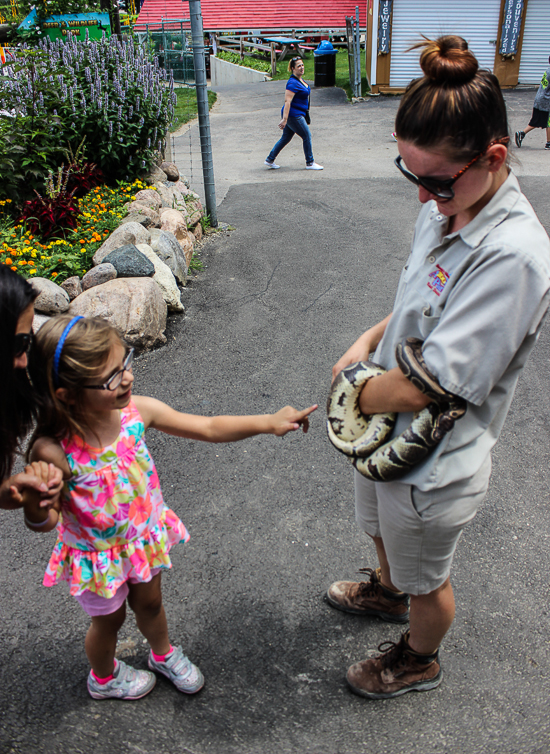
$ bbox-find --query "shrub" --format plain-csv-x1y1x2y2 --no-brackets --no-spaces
19,169,80,240
0,35,175,202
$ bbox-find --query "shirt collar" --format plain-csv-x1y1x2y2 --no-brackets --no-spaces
452,171,522,249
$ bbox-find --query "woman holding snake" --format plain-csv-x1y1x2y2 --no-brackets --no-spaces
326,35,550,699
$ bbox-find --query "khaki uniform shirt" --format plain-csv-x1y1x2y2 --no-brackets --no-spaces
374,172,550,491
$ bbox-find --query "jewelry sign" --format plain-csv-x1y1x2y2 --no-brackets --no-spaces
499,0,524,56
377,0,393,55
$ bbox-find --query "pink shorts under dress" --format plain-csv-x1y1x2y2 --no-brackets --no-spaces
75,568,162,616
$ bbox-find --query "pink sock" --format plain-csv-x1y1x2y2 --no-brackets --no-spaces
91,659,117,684
152,645,173,662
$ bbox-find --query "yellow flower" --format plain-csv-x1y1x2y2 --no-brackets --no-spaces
81,248,86,253
29,269,36,274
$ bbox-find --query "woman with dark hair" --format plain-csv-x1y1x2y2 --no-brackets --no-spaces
0,266,62,509
327,36,550,699
264,56,323,170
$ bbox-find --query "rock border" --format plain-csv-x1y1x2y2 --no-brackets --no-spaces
32,162,206,351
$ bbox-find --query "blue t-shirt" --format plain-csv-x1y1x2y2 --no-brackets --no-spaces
281,76,310,118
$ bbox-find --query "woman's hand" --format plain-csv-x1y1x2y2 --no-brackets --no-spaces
269,404,318,436
278,118,287,130
331,314,393,383
1,463,64,510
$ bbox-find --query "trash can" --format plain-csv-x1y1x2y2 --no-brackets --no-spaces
314,40,337,87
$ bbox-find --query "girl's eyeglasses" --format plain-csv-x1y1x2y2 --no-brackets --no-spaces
14,332,33,357
394,137,510,201
84,349,134,391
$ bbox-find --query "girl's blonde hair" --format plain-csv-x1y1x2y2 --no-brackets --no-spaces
29,315,125,446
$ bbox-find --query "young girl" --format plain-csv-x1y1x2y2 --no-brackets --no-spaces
25,314,316,701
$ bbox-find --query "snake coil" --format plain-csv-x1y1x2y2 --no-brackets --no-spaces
326,337,467,482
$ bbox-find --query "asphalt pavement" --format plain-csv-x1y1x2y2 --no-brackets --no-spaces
1,83,550,754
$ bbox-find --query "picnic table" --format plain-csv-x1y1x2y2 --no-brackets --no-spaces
260,36,311,61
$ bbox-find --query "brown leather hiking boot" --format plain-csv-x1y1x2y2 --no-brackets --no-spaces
346,632,442,699
326,567,409,623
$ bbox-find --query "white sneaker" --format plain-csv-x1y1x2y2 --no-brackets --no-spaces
264,160,280,169
306,162,323,170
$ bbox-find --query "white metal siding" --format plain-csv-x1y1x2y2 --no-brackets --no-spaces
518,0,550,85
388,0,501,87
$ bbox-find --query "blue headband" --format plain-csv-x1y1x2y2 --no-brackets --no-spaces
53,316,84,388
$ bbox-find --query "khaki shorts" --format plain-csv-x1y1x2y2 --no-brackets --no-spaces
354,455,491,595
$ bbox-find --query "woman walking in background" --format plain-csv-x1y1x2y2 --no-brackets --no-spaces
515,55,550,150
265,57,323,171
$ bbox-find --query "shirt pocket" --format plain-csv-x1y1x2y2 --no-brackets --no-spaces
417,299,441,339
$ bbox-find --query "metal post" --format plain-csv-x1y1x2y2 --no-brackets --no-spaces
355,6,361,97
188,0,218,226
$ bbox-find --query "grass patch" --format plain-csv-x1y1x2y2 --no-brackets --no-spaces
270,50,369,98
170,88,218,133
216,50,271,73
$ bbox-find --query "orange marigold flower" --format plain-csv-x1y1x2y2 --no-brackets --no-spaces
11,266,16,271
5,258,12,264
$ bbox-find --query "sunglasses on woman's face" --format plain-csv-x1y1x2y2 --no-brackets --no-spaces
394,138,510,201
14,332,33,358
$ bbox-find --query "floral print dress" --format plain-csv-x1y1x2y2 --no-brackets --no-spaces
44,400,189,598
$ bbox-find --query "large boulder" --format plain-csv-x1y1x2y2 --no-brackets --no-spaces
31,277,70,314
135,243,184,313
123,202,161,226
119,213,156,229
185,198,203,227
93,223,151,265
69,278,167,351
61,276,82,301
143,164,167,185
82,263,117,291
173,180,190,196
102,244,155,278
160,162,180,181
132,189,163,210
160,207,189,238
154,182,187,212
149,229,188,285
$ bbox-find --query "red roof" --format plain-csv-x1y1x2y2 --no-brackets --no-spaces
136,0,366,31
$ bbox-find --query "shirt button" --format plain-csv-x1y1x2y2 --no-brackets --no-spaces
436,215,443,221
428,255,435,263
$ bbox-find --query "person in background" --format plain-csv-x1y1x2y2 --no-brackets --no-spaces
515,55,550,150
265,57,323,171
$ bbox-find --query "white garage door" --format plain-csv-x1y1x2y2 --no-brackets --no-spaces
518,0,550,85
389,0,502,87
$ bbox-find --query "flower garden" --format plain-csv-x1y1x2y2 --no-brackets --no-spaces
0,32,178,283
0,180,152,282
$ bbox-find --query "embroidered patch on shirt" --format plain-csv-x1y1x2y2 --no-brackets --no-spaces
427,264,450,297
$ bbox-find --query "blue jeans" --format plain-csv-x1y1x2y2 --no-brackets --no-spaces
266,115,314,165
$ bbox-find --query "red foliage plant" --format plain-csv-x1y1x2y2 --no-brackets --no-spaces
19,190,81,241
64,161,104,198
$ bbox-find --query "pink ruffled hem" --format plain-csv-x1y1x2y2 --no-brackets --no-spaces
43,509,189,598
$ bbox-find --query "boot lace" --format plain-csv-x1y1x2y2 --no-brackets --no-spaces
355,567,379,597
376,636,409,672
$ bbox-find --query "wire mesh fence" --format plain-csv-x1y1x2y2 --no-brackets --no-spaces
135,19,207,199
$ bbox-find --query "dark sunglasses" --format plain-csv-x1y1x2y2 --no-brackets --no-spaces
394,137,510,201
83,348,134,391
14,332,33,357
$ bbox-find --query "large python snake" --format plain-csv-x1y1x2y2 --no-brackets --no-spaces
326,337,467,482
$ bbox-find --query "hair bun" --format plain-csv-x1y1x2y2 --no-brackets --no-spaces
419,35,478,84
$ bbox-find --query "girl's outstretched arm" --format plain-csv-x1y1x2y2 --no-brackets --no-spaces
134,396,318,443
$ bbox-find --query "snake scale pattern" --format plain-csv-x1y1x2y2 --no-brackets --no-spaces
326,337,467,482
